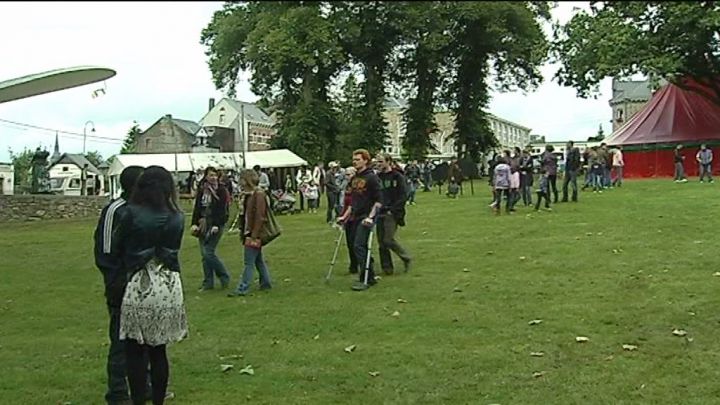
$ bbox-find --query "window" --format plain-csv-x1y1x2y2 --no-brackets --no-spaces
69,178,81,189
62,166,68,172
219,114,225,125
145,139,151,148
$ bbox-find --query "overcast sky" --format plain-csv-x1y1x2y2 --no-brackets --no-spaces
0,1,611,163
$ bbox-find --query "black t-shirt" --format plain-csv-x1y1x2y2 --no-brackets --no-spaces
350,168,381,219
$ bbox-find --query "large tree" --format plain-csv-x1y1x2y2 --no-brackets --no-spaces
202,2,343,163
396,1,454,161
553,2,720,105
8,148,33,188
444,2,550,161
330,1,406,155
334,73,366,163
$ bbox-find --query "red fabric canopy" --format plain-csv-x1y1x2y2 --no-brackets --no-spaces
607,79,720,146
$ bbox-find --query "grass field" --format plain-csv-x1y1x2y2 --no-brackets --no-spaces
2,179,720,404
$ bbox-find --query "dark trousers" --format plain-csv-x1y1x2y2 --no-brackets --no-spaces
548,175,558,202
562,170,578,202
344,220,359,273
535,191,550,210
299,192,305,211
353,221,375,284
106,303,129,403
326,191,338,223
377,214,411,273
126,339,168,405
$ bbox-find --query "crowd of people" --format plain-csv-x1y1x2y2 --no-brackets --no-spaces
92,139,715,404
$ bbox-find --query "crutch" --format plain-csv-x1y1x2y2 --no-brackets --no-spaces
324,227,345,283
362,224,375,286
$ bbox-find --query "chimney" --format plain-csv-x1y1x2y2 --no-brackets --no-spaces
165,114,172,120
208,98,215,112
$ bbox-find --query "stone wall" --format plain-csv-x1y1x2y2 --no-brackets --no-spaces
0,194,110,222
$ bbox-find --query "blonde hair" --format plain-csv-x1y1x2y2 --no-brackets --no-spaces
240,169,259,189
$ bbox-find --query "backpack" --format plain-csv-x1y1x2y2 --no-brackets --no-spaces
259,194,282,245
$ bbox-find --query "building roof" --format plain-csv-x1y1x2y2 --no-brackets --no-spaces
49,153,102,174
610,79,652,104
225,99,274,125
172,118,201,135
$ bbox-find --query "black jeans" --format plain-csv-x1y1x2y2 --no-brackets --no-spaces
353,220,375,284
326,191,338,223
562,170,578,202
548,175,558,202
126,339,168,405
344,220,359,273
105,303,129,403
535,191,551,210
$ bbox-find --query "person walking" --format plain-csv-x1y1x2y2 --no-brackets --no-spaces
337,149,382,291
324,162,341,225
191,166,231,292
116,166,188,405
561,140,581,202
696,144,714,183
228,169,273,296
376,154,412,275
541,145,559,203
612,146,625,187
404,160,420,205
519,149,534,206
339,166,359,273
295,165,313,211
674,145,688,183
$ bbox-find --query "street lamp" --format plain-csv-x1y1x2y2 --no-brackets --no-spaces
83,120,95,155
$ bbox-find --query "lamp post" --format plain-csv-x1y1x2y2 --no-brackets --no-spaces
83,120,96,155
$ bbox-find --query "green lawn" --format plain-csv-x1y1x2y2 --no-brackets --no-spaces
2,180,720,404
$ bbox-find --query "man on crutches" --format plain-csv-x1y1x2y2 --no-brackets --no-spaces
337,148,382,291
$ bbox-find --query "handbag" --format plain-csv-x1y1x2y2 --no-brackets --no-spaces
258,194,282,245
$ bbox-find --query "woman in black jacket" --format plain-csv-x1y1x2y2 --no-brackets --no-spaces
116,166,187,405
191,166,231,291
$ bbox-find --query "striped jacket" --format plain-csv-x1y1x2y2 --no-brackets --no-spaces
93,197,131,288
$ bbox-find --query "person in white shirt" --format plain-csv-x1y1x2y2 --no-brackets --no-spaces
254,165,270,191
296,165,313,212
612,146,625,187
312,162,325,206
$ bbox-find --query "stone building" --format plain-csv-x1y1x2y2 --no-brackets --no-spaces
134,115,200,154
609,78,653,132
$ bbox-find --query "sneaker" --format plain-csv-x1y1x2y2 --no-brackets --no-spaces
711,180,715,184
352,282,370,291
259,284,272,291
227,290,247,297
545,207,553,212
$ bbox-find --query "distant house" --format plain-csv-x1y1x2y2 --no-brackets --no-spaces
199,98,276,153
134,114,201,154
609,78,653,131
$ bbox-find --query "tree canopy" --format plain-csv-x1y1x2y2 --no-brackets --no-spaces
553,2,720,106
201,1,552,162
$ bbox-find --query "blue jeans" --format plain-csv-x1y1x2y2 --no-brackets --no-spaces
235,246,272,293
200,226,230,289
699,163,713,181
407,181,417,203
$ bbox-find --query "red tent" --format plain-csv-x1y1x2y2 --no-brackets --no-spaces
606,79,720,178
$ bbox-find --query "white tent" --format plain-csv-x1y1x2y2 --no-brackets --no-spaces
107,149,308,198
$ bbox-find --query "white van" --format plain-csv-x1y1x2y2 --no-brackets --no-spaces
50,173,102,196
